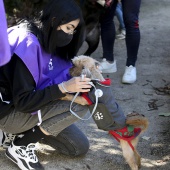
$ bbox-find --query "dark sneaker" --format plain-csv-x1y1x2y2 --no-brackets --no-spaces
6,142,44,170
0,129,16,148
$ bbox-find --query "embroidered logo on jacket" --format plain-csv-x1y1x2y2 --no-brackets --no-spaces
48,59,53,70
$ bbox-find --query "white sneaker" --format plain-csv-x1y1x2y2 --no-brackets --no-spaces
0,129,16,148
6,142,44,170
99,58,117,73
122,65,137,84
116,29,126,40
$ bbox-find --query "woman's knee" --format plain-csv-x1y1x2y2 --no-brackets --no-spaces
43,124,90,156
57,124,90,156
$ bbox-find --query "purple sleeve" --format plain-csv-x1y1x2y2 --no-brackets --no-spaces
0,0,11,66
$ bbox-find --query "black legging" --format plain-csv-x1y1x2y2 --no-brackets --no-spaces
100,0,141,66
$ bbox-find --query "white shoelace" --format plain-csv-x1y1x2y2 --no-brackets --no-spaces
26,144,38,163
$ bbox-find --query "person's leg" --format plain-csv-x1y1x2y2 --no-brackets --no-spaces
100,0,118,62
121,0,141,84
115,2,126,40
43,124,89,156
99,0,118,73
0,100,88,135
0,100,89,169
0,100,89,154
13,123,89,157
122,0,141,67
115,3,125,31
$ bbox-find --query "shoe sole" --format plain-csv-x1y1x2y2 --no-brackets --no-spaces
6,150,29,170
122,80,136,84
6,149,18,164
102,69,117,73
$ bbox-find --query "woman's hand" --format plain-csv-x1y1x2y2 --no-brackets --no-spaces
59,76,92,93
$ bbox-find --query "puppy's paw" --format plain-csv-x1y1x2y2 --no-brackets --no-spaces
126,112,149,131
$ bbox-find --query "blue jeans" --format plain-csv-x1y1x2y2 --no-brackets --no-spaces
100,0,141,66
115,2,125,30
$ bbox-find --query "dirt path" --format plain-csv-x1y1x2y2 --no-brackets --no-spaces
0,0,170,169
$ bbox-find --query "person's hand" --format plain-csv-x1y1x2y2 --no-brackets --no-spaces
59,76,92,93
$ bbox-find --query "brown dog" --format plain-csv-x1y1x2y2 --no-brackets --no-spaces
61,55,105,105
118,113,148,170
62,55,148,170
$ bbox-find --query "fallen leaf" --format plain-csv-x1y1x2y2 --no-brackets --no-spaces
158,113,170,117
142,136,150,140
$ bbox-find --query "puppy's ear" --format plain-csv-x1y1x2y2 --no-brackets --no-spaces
71,57,82,67
69,65,84,77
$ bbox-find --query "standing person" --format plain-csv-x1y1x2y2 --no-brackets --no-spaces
0,0,17,148
0,0,11,66
0,0,141,169
115,0,126,40
99,0,141,84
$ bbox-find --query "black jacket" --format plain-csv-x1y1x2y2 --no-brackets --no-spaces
0,54,65,119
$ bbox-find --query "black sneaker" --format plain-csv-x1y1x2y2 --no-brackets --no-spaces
0,129,16,148
6,142,44,170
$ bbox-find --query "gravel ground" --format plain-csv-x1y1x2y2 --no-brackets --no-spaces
0,0,170,169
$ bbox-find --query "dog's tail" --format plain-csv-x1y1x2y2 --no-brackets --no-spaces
125,112,149,133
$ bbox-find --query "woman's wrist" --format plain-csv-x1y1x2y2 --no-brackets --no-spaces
58,82,66,93
58,81,70,93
